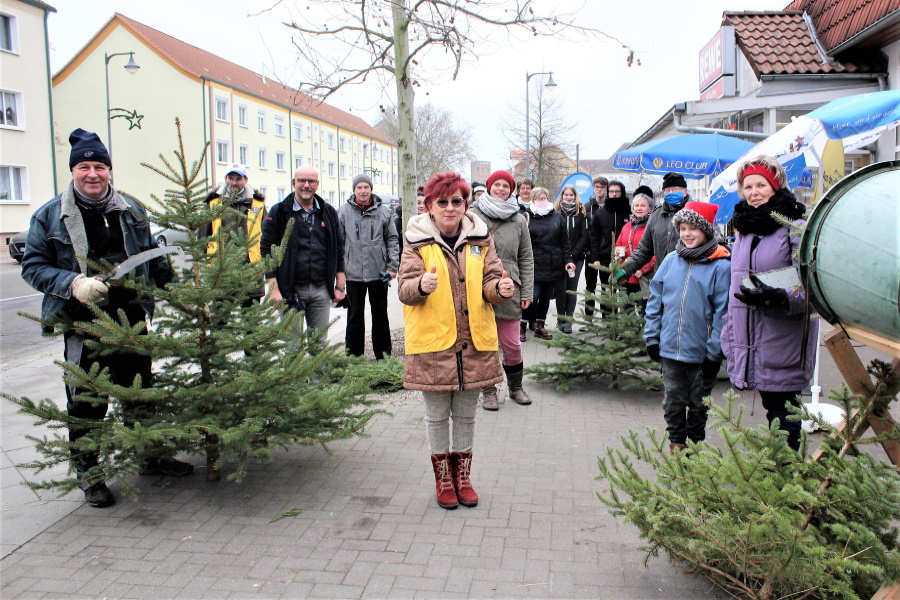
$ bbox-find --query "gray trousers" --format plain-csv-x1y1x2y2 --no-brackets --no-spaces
422,390,479,454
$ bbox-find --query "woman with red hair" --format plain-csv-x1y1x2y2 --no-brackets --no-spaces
399,171,515,509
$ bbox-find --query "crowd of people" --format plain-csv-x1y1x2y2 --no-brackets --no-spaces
21,128,817,510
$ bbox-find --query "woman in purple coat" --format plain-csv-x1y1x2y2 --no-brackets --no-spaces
720,156,817,452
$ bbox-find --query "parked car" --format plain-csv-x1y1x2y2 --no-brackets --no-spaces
8,230,26,263
151,225,191,247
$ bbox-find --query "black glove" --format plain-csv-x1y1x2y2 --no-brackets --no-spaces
701,358,721,380
646,344,660,361
734,275,788,307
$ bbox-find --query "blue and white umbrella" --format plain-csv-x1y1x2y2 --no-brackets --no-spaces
613,133,755,179
708,89,900,223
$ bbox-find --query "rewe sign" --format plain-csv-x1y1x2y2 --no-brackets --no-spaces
699,27,735,93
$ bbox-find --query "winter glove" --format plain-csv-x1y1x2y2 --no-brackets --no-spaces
614,268,626,281
71,274,109,304
734,275,788,307
701,358,721,380
646,344,660,361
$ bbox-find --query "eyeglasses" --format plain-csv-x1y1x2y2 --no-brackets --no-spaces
293,178,318,184
435,197,465,208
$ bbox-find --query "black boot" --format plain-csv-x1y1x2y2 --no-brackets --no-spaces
74,460,114,508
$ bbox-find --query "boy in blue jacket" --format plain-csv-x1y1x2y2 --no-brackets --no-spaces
643,201,730,453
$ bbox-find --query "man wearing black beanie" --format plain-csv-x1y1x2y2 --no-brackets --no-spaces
21,128,192,509
617,172,692,281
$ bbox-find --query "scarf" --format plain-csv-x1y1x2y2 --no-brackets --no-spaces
675,235,721,261
731,188,806,235
603,195,630,214
353,195,374,210
73,184,126,214
560,200,577,216
474,193,519,220
531,200,554,217
629,213,649,226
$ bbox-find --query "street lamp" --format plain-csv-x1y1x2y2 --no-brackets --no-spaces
104,51,140,176
524,71,557,181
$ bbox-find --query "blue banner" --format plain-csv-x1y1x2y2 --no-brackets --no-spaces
556,172,594,204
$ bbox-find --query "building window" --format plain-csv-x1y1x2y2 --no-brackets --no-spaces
339,136,346,152
306,125,311,138
328,191,335,204
293,121,303,141
339,164,346,179
0,165,24,202
274,116,285,137
259,185,268,197
0,90,21,128
1,14,17,54
214,97,229,122
295,154,303,169
238,104,248,127
239,144,249,167
363,144,369,159
307,157,313,166
328,162,335,177
314,143,320,160
327,132,335,150
257,110,266,132
259,148,267,169
276,186,286,200
216,140,229,164
276,151,286,171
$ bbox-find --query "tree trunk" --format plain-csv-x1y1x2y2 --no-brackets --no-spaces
392,0,417,230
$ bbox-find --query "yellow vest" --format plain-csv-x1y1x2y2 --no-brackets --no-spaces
404,243,499,355
208,196,266,263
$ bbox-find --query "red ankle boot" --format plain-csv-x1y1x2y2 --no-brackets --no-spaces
430,454,458,509
450,451,479,507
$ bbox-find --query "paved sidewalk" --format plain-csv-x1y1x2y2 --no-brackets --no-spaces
1,288,894,599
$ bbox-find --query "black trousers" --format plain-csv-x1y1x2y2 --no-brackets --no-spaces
522,280,555,323
584,265,609,317
345,280,392,359
760,390,803,451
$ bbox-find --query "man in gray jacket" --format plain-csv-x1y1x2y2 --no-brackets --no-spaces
337,174,400,359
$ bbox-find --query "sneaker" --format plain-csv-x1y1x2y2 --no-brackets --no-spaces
80,480,115,508
139,457,194,477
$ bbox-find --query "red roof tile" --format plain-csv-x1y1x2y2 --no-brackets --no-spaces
111,14,390,144
723,11,885,76
787,0,900,53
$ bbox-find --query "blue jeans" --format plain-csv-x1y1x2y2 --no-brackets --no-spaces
660,357,715,445
522,280,555,323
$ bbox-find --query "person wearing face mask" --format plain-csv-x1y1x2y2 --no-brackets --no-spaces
590,180,631,312
469,170,535,410
615,192,656,308
720,156,816,453
522,187,575,339
617,172,690,282
553,184,590,333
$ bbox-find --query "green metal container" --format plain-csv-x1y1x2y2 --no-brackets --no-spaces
798,160,900,342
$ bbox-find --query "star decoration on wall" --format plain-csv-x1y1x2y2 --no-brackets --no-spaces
110,108,144,130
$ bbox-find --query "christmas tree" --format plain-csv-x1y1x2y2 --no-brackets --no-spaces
6,119,384,493
527,259,661,391
596,362,900,600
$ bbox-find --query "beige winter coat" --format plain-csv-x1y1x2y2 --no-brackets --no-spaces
399,213,507,392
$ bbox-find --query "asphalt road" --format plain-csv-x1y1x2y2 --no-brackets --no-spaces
0,259,57,369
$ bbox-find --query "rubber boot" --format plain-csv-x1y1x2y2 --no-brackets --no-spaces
535,319,554,340
481,386,499,411
450,451,478,507
430,454,458,509
669,443,688,456
519,321,527,342
506,365,531,405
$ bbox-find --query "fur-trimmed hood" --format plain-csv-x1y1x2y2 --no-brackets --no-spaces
405,211,490,248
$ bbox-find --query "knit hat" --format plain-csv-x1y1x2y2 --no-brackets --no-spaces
352,173,373,190
661,172,687,190
673,201,718,240
634,185,654,199
486,170,516,194
69,128,111,170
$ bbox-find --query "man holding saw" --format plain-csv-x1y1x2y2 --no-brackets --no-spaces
21,129,192,508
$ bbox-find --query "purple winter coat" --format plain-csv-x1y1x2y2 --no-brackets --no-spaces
720,223,818,392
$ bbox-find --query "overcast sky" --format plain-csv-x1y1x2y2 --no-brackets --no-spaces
47,0,789,171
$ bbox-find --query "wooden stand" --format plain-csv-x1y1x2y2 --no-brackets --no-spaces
818,326,900,600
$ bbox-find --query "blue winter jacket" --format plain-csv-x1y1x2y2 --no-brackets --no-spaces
643,246,731,364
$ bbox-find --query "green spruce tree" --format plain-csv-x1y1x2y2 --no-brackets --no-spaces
596,361,900,600
6,119,384,493
527,256,661,391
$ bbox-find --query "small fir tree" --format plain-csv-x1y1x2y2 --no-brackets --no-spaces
527,259,661,391
596,361,900,600
6,119,385,493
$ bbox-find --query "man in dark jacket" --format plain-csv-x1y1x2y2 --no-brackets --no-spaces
583,176,607,317
21,129,190,509
618,172,691,281
336,174,399,359
260,166,346,340
588,179,631,319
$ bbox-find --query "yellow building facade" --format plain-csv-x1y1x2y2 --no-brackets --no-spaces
0,0,56,241
52,13,397,211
